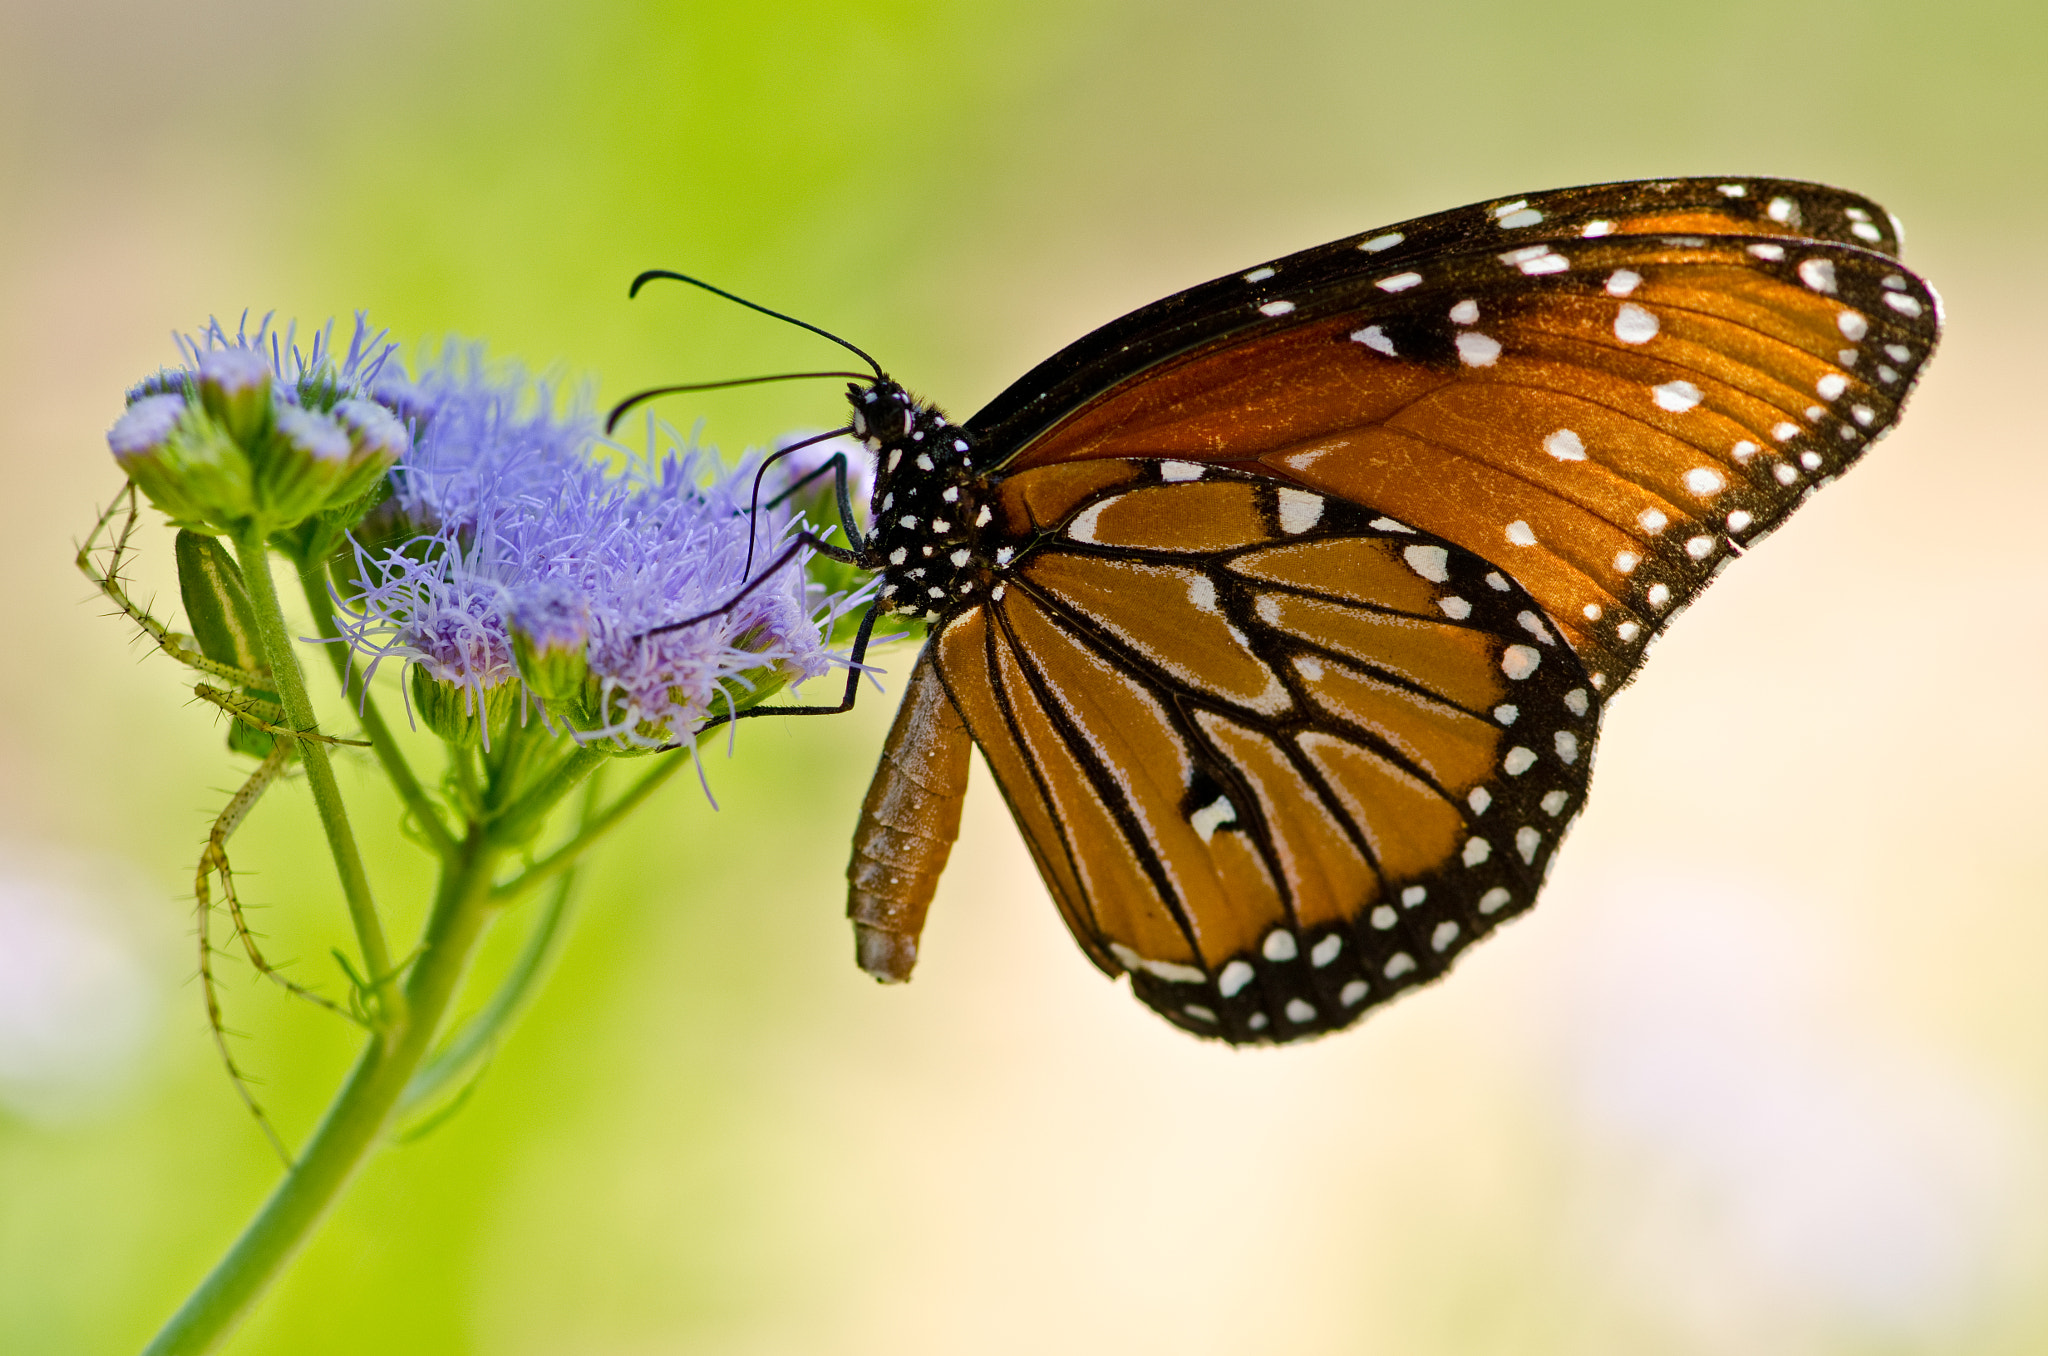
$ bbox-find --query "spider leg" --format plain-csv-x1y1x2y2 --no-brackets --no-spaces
192,684,369,748
76,484,271,689
191,742,301,1165
195,740,358,1025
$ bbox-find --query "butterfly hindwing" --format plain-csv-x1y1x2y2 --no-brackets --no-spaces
923,460,1598,1043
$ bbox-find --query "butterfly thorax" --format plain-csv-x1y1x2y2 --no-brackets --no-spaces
851,379,1000,622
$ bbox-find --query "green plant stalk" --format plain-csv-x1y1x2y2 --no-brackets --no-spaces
231,526,395,998
492,749,690,904
399,861,580,1121
402,767,607,1118
295,556,456,858
141,823,504,1356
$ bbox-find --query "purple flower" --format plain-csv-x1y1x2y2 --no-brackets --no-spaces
336,352,868,751
131,312,398,413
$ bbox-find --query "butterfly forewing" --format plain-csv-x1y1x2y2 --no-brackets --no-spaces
980,233,1938,690
924,461,1598,1042
970,176,1909,455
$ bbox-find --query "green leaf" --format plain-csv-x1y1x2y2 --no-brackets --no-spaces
176,529,266,675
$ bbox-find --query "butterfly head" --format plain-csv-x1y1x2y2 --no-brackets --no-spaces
848,379,998,623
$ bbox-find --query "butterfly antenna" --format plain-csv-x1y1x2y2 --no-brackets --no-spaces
604,371,869,435
628,269,886,380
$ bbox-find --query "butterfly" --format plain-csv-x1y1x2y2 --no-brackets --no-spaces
636,176,1941,1045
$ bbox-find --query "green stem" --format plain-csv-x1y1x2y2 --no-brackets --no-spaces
492,745,609,844
492,749,690,904
398,853,588,1120
294,556,456,858
141,825,503,1356
230,527,395,1001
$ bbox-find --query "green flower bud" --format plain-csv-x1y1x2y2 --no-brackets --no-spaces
509,592,592,702
107,393,255,529
196,347,276,448
411,667,521,749
255,405,353,526
325,399,409,508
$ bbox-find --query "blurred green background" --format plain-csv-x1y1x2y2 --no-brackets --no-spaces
4,1,2047,1352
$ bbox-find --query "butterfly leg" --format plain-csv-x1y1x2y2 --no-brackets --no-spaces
694,600,882,732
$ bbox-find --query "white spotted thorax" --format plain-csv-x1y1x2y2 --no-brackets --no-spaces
850,379,995,622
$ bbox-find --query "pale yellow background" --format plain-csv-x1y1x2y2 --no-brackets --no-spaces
2,1,2045,1352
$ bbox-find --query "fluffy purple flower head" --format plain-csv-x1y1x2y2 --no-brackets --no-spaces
371,343,598,539
338,352,867,751
130,312,399,413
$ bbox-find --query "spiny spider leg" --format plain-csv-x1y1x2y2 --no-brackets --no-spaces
195,741,358,1025
192,741,301,1167
192,685,370,748
75,484,272,689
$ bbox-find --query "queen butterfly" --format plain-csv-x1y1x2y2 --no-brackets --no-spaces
647,176,1941,1045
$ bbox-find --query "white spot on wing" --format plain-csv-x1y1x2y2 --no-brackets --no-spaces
1606,269,1642,297
1159,461,1204,482
1653,380,1703,413
1839,311,1869,340
1684,466,1726,495
1067,500,1109,542
1259,299,1296,317
1243,266,1276,282
1351,325,1396,356
1614,303,1659,344
1456,332,1502,365
1109,943,1207,984
1501,645,1541,680
1479,887,1511,914
1376,272,1423,292
1277,489,1323,534
1403,544,1450,582
1816,373,1849,400
1449,299,1480,324
1497,207,1544,229
1544,428,1586,461
1187,576,1219,614
1798,258,1838,293
1262,930,1298,962
1311,934,1343,967
1360,232,1403,252
1505,520,1537,546
1438,596,1472,620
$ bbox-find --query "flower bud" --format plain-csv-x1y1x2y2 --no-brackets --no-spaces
411,667,522,749
509,590,592,701
256,405,353,526
196,347,277,447
107,394,255,528
326,399,410,507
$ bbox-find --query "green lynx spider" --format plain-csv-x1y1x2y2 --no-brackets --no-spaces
77,483,369,1162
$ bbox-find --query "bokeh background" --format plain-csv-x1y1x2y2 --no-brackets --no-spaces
4,1,2046,1351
